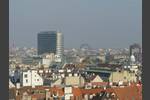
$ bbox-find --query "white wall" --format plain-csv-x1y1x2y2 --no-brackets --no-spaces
65,76,85,87
31,70,43,86
42,59,51,66
21,70,43,87
64,87,72,94
22,70,32,86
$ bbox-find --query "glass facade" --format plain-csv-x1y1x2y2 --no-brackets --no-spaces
38,31,57,55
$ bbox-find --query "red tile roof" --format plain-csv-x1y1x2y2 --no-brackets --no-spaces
108,84,142,100
31,94,45,99
85,82,108,86
13,83,142,100
50,87,64,96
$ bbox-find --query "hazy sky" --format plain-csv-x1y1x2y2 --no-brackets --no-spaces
9,0,142,49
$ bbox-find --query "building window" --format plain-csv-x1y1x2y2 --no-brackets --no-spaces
24,74,28,78
26,79,28,83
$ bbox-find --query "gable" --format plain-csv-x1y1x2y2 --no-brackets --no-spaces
91,75,103,83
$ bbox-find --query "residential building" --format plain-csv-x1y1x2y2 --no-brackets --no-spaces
65,74,85,87
42,53,55,68
109,70,137,83
130,43,142,63
20,70,43,87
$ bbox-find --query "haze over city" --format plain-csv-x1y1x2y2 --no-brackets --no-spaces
9,1,142,99
9,0,142,48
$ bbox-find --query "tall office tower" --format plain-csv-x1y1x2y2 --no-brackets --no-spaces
129,43,142,63
56,32,64,58
38,31,57,55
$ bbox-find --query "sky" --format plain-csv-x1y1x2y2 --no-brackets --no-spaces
9,0,142,49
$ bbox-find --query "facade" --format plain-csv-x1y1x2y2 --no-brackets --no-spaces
56,32,64,58
65,75,85,87
64,87,73,100
20,70,43,87
99,54,106,63
38,31,57,55
42,53,55,68
129,43,142,63
109,70,137,83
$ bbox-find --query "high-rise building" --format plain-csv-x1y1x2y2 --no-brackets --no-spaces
56,32,64,58
38,31,57,55
129,43,142,63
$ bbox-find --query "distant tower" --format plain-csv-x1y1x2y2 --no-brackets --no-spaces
129,43,142,63
56,31,64,58
37,31,57,55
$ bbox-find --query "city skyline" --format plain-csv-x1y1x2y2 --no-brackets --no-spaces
9,0,142,48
